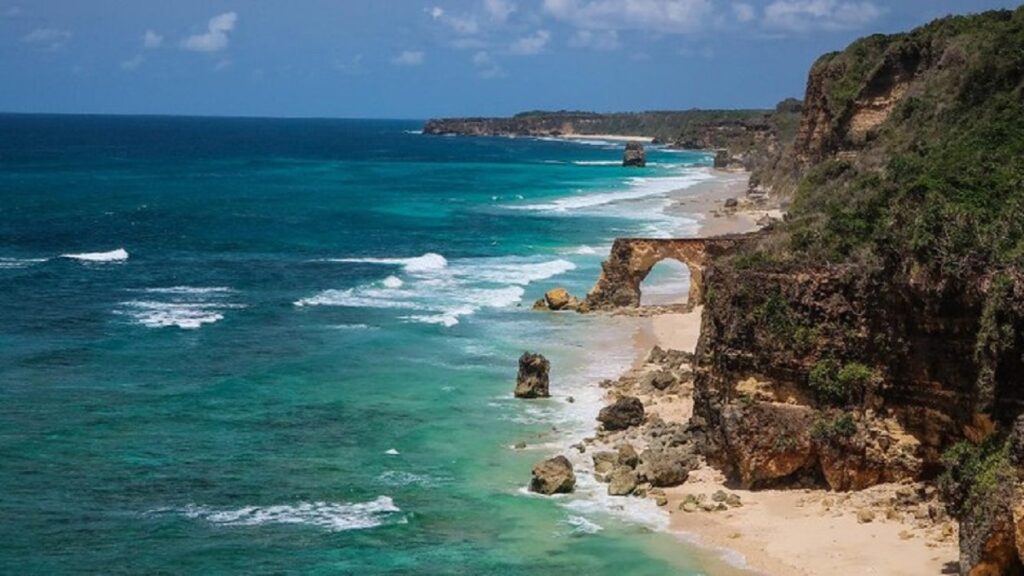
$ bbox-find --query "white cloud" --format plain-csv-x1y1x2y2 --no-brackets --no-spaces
182,12,237,52
429,6,444,19
568,29,620,50
472,50,506,78
542,0,712,34
391,50,425,66
3,6,21,18
143,29,163,49
22,27,71,51
121,54,144,71
509,29,550,55
483,0,516,22
763,0,882,32
732,2,756,22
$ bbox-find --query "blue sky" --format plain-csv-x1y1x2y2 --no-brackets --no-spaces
1,0,1019,118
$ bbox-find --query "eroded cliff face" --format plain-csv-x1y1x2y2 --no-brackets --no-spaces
690,263,1016,489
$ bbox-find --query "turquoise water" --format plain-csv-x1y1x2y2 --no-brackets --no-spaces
0,115,730,574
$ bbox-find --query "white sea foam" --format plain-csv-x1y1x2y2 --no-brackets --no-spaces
60,248,129,262
572,160,621,166
561,245,602,256
0,257,48,269
403,129,423,135
297,254,573,327
513,170,712,212
328,252,448,273
385,448,400,455
565,515,604,534
173,496,402,532
137,286,234,295
119,286,243,329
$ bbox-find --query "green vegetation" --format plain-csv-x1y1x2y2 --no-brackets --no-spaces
775,8,1024,282
808,360,875,406
974,274,1018,412
810,413,858,442
939,438,1014,521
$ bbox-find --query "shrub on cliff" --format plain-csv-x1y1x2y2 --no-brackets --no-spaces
808,360,875,406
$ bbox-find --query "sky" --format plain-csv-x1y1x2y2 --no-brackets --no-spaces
1,0,1020,118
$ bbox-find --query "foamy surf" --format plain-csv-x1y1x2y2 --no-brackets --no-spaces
511,169,713,212
0,257,48,269
165,496,402,532
118,286,243,329
296,254,575,327
60,248,129,262
327,253,447,274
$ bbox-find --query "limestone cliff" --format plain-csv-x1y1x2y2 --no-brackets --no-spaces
423,107,801,171
688,8,1024,574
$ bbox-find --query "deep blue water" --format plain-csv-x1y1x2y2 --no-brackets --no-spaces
0,115,730,574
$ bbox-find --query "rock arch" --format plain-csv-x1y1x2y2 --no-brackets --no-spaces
585,236,749,309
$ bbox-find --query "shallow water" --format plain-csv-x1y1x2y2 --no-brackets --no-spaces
0,114,736,574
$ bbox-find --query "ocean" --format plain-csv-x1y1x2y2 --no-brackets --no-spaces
0,115,729,574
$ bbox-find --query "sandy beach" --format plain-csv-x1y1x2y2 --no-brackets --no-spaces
586,170,959,575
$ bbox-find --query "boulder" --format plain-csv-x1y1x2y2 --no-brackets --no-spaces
543,287,576,311
713,149,730,169
646,370,677,391
622,142,646,167
617,443,639,468
638,446,697,487
598,396,645,430
592,450,618,468
515,352,550,398
724,197,739,209
530,455,576,495
608,466,639,496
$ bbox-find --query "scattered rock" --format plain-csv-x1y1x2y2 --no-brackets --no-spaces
514,441,527,449
726,493,743,507
593,451,617,468
598,396,645,430
623,142,646,167
646,346,694,367
857,509,876,524
646,370,677,391
608,467,639,496
542,287,580,311
681,501,699,513
529,455,575,495
712,490,729,503
515,352,550,398
724,197,739,209
654,494,669,507
617,444,639,469
638,446,696,487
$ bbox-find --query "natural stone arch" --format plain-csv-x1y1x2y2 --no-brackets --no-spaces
585,236,750,309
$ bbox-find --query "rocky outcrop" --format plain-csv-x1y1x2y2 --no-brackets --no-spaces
530,455,576,495
598,396,645,430
585,236,753,310
515,352,550,398
607,466,639,495
622,142,646,167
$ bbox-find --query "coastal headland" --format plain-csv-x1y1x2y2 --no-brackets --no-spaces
427,6,1024,575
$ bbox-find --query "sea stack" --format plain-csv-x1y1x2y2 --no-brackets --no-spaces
622,142,646,167
515,352,550,398
529,455,576,494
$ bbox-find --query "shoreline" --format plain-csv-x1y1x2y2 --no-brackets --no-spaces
559,169,959,574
